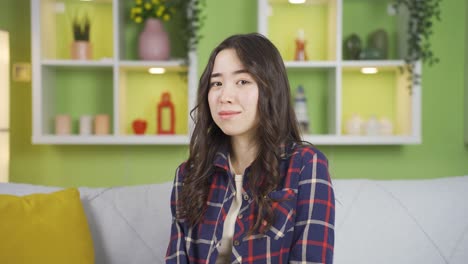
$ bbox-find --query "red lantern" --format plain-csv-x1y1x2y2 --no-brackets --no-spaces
157,92,175,134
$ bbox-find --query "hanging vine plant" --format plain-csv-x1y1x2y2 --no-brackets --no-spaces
180,0,206,55
393,0,442,89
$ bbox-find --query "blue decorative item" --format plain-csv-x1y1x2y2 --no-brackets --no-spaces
294,85,310,134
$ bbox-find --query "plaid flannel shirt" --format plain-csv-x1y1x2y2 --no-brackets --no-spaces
166,144,335,263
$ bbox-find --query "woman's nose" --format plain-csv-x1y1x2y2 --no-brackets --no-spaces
219,85,235,103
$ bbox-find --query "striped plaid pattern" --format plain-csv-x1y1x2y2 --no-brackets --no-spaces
166,144,335,263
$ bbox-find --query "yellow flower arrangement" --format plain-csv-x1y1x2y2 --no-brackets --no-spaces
130,0,178,23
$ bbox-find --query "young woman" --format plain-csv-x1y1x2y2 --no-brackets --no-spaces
166,33,335,264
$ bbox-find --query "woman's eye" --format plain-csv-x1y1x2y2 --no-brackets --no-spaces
237,80,250,85
210,81,222,87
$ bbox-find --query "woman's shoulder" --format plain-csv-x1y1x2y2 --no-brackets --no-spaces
174,161,189,181
290,142,329,164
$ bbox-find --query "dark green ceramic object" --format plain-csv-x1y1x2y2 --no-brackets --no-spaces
343,34,362,60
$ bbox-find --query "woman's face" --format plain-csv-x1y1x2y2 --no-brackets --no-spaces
208,48,260,141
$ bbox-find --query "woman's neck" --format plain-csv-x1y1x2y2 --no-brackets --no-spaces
230,136,258,175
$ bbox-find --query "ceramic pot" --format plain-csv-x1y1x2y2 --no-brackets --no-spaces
368,29,389,59
94,114,110,135
343,34,362,60
138,18,170,60
79,115,93,135
71,41,92,60
55,115,72,135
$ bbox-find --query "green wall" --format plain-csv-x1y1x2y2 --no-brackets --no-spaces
1,0,467,187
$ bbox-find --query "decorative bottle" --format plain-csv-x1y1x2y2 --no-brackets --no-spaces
157,92,175,134
294,85,310,133
295,29,308,61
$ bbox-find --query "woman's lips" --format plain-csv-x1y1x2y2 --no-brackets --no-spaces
218,111,241,120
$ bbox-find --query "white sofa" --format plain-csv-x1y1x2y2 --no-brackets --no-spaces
1,176,468,264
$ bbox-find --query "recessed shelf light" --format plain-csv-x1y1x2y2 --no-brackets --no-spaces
361,67,378,74
289,0,306,4
149,67,166,74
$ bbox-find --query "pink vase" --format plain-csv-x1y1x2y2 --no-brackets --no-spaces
138,18,170,60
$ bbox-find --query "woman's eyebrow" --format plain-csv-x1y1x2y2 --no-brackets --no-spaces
211,69,249,78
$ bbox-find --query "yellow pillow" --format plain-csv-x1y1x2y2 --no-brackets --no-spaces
0,188,94,264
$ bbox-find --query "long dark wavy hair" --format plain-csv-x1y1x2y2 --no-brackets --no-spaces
179,33,303,234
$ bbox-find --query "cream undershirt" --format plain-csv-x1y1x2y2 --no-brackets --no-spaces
216,163,244,263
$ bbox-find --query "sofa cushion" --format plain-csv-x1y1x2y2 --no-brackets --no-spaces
0,188,94,264
0,182,173,264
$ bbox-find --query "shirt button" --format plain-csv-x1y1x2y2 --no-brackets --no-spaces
238,214,243,219
233,240,240,246
243,194,249,201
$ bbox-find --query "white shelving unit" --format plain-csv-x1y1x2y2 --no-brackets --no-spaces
258,0,422,145
31,0,197,145
465,1,468,145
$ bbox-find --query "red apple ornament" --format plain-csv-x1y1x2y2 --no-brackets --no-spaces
132,119,147,135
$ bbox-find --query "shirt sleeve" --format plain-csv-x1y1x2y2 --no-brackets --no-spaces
165,163,189,264
289,148,335,263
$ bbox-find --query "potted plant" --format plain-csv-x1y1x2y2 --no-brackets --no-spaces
393,0,442,89
71,13,92,60
129,0,205,61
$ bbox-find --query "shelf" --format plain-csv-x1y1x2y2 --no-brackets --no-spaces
118,1,188,61
258,0,421,145
32,135,190,145
341,65,413,136
261,0,337,61
31,134,419,145
342,0,407,60
288,67,337,135
31,0,198,144
117,68,189,136
38,0,114,60
119,60,187,71
285,61,337,68
31,0,420,145
39,67,114,135
341,60,406,68
42,59,114,67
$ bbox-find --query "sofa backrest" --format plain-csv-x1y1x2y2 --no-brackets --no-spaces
1,176,468,264
333,176,468,264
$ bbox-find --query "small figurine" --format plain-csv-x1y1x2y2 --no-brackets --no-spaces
294,85,310,133
157,92,175,134
345,113,363,135
364,115,380,136
379,117,393,136
294,29,308,61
